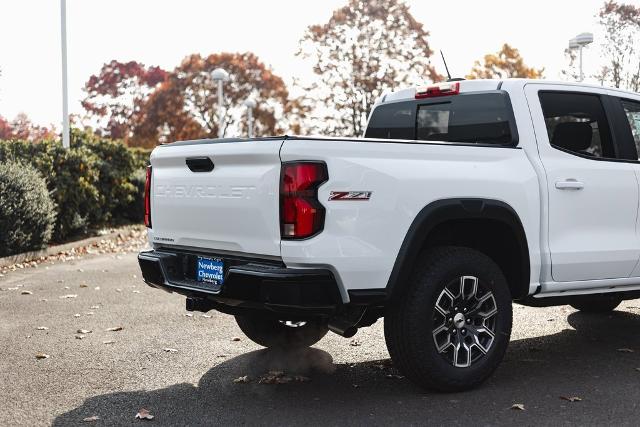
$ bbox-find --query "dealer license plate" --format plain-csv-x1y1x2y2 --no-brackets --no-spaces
196,257,224,285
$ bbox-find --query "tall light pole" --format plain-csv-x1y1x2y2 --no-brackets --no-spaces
211,68,229,139
243,99,256,138
60,0,70,148
569,32,594,82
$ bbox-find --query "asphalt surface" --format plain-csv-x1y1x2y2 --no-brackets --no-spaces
1,252,640,426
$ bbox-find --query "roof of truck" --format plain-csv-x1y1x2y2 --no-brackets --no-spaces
378,78,640,105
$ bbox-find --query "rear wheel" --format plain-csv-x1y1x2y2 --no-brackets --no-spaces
570,298,621,313
235,315,328,349
385,246,512,392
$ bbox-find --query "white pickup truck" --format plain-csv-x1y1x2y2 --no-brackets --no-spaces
138,79,640,391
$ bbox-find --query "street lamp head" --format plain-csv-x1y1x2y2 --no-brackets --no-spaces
574,32,594,47
569,38,580,49
211,68,229,81
243,99,257,108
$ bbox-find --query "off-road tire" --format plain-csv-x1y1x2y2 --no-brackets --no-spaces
235,315,328,349
570,298,621,313
385,246,513,392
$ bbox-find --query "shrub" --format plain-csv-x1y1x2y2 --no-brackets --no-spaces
0,162,56,256
125,168,147,223
80,133,139,224
0,129,151,241
0,138,101,241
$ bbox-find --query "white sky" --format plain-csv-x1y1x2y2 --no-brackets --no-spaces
0,0,637,128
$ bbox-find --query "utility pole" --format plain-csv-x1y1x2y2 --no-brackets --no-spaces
211,68,229,139
60,0,70,148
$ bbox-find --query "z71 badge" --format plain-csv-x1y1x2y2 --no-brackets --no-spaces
328,191,372,201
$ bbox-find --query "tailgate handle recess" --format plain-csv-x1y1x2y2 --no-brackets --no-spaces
186,157,214,172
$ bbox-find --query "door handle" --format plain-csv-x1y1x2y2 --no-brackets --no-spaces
555,179,584,190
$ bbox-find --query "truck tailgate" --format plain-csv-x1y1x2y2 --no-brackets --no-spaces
149,139,283,257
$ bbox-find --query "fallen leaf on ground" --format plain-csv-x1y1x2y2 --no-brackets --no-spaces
135,408,154,420
36,326,49,331
75,335,86,340
162,348,178,353
103,340,115,345
21,290,33,295
233,375,250,383
510,403,525,411
259,371,291,384
231,337,241,342
617,348,635,353
59,294,78,299
77,329,92,334
83,415,100,422
183,313,193,317
560,396,582,402
35,352,50,359
385,374,404,379
349,339,361,346
105,326,123,332
74,314,81,318
79,284,88,288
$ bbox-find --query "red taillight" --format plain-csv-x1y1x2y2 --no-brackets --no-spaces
415,82,460,99
144,166,152,228
280,162,328,239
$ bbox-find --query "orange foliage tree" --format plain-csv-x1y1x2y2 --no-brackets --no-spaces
467,44,544,80
131,52,294,147
81,60,167,141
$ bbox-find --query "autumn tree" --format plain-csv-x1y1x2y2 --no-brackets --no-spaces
598,1,640,91
467,44,544,80
82,60,167,140
131,52,293,147
297,0,442,137
0,113,55,141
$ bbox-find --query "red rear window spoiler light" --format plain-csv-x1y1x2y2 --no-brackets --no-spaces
415,82,460,99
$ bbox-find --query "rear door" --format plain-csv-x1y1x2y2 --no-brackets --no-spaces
525,84,639,282
149,139,284,257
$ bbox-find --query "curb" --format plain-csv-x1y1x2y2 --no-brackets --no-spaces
0,226,143,268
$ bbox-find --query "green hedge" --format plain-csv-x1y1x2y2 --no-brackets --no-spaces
0,129,149,243
0,162,57,256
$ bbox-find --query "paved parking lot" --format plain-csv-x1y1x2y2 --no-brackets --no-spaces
1,252,640,426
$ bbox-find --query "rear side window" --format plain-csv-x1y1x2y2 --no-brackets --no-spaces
365,92,516,145
621,100,640,156
416,93,513,144
538,92,615,159
364,102,415,140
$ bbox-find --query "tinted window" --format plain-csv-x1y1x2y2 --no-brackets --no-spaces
621,100,640,157
416,93,514,145
364,102,414,139
539,92,615,159
365,92,515,144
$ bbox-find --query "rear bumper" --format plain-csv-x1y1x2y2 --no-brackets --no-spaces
138,249,343,317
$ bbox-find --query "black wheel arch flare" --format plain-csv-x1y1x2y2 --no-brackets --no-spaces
385,198,530,301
